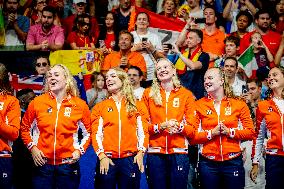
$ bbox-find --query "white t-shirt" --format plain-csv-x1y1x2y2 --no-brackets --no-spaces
86,88,108,109
131,30,163,81
134,87,145,101
232,76,246,96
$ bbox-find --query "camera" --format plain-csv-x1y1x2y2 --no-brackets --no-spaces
142,37,148,42
242,85,248,94
194,18,206,24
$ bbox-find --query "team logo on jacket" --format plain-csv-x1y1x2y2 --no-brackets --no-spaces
268,107,273,112
107,107,113,112
47,107,52,114
225,107,231,116
206,110,212,115
64,107,72,117
173,98,179,107
0,102,4,110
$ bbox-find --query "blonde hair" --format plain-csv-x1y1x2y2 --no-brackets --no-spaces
0,63,13,95
150,58,181,105
210,67,235,98
44,64,79,97
110,68,137,115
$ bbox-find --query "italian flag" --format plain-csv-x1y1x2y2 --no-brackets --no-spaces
238,45,258,78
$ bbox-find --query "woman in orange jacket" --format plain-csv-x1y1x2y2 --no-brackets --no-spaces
251,67,284,189
92,67,149,189
191,67,255,189
21,64,91,189
142,58,196,189
0,63,21,189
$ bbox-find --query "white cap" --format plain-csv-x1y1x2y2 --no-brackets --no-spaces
73,0,86,4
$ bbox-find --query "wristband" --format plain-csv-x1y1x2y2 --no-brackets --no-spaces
151,49,157,54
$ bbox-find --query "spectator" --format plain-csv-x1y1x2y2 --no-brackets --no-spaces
67,13,96,50
86,72,108,109
215,35,240,68
223,0,256,33
101,30,147,77
272,0,284,34
113,0,134,33
250,32,273,79
230,10,254,39
1,0,30,50
174,28,210,99
178,0,205,26
0,63,21,189
127,66,144,100
34,55,50,75
223,56,246,96
275,31,284,66
13,88,35,189
96,11,119,54
158,0,178,20
26,6,64,51
240,9,281,57
62,0,99,44
131,12,164,87
23,0,61,26
201,5,226,67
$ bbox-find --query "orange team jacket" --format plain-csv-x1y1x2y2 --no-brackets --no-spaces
101,51,147,74
0,94,21,157
21,93,91,165
189,97,255,161
92,97,149,158
252,99,284,164
142,87,196,154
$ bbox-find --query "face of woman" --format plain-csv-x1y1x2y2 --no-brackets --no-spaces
96,75,105,89
276,0,284,14
35,57,50,75
268,67,284,90
136,13,149,30
106,69,123,93
156,59,175,82
204,68,224,94
163,0,176,15
105,13,114,28
47,65,67,94
79,17,90,34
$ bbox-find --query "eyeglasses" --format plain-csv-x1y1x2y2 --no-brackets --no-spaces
36,62,48,67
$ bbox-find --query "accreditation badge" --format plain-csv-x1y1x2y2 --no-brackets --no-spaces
173,98,180,107
225,107,231,116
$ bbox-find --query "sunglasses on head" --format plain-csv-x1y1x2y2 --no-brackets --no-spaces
36,62,48,67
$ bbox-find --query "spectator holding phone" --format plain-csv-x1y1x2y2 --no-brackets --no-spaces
131,12,164,87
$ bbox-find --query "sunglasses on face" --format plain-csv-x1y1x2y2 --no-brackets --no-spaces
36,62,48,67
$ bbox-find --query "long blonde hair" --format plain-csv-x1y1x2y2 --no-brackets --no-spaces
110,68,137,115
44,64,79,97
150,58,181,105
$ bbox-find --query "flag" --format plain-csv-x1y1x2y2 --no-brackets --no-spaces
11,74,44,95
129,6,185,44
238,45,258,78
0,8,5,46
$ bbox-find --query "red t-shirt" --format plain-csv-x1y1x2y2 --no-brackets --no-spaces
67,31,94,47
104,33,116,49
240,30,281,56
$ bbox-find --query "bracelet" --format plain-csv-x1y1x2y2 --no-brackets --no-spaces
100,156,107,161
151,49,157,54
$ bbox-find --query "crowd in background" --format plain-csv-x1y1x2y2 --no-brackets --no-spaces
1,0,284,189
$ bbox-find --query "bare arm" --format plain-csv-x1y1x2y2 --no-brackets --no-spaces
223,0,233,20
244,0,257,15
275,34,284,66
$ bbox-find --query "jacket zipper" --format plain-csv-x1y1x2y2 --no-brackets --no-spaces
54,102,61,165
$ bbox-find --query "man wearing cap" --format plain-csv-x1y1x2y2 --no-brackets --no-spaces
62,0,99,44
26,6,64,51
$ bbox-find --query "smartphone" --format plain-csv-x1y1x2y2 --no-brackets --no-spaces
257,41,262,46
164,43,172,49
195,18,206,24
242,85,248,94
142,37,148,42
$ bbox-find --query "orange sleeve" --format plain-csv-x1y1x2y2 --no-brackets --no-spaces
231,101,255,140
132,53,147,74
0,97,20,141
20,99,36,150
